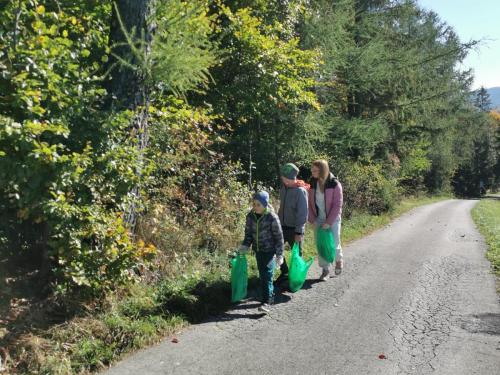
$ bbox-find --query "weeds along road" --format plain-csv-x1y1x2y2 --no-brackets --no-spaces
105,200,500,375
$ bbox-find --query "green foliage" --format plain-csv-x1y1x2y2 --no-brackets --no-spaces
301,0,483,194
340,162,401,217
473,87,493,112
203,2,321,184
113,0,218,95
452,108,498,196
72,338,114,372
1,0,498,371
399,141,432,186
0,1,150,293
139,93,251,257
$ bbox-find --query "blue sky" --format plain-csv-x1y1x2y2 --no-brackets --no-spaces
417,0,500,89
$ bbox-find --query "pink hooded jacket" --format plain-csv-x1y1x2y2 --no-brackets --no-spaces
308,173,343,225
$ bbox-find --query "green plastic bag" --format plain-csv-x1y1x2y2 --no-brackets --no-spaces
288,243,314,292
317,227,336,263
230,254,248,302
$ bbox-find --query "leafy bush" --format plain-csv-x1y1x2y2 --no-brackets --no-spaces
138,95,251,264
340,162,401,217
0,2,153,294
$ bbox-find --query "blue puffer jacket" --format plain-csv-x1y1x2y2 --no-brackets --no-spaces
242,209,284,256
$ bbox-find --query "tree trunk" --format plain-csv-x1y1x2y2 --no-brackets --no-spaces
273,117,281,188
108,0,155,229
248,135,253,189
108,0,151,109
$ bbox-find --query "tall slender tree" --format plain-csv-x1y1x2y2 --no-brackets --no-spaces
473,86,492,112
108,0,155,228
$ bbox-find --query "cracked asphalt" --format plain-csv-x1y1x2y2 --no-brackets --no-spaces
104,199,500,375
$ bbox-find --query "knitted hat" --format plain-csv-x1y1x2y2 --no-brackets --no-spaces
253,191,269,208
280,163,299,180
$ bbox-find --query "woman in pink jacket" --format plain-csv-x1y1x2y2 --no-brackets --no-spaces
308,159,343,280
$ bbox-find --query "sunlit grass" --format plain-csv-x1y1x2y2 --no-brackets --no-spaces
472,198,500,279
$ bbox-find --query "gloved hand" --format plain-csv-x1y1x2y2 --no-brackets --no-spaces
321,223,330,229
276,255,284,268
238,245,249,255
294,234,304,243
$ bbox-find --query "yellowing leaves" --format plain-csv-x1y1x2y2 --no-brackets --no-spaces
489,110,500,122
1,0,142,296
31,20,44,32
223,6,321,111
136,240,157,259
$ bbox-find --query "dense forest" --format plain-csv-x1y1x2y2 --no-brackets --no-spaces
1,0,500,293
0,0,500,371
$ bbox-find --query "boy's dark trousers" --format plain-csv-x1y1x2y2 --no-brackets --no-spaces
279,226,303,277
255,251,275,303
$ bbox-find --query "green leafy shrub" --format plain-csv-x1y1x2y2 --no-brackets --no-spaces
0,1,151,294
138,96,251,263
340,162,401,217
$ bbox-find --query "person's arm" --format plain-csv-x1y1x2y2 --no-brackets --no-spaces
277,186,285,222
307,188,316,224
326,183,343,225
295,188,308,235
271,214,284,257
241,213,253,251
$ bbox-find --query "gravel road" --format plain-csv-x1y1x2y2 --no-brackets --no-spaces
105,199,500,375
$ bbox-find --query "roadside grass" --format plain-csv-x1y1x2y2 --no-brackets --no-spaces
472,198,500,280
1,194,450,374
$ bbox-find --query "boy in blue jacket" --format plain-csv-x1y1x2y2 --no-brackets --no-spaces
239,191,284,313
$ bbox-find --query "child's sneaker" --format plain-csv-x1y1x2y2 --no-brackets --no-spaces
335,260,343,275
319,269,329,281
258,303,271,313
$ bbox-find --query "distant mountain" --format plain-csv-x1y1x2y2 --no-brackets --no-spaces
487,87,500,110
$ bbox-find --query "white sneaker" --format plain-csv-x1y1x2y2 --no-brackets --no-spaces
335,260,343,275
319,269,329,281
258,303,271,313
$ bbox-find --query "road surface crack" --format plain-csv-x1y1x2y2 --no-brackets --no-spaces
387,256,468,374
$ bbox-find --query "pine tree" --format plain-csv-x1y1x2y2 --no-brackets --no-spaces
474,86,492,112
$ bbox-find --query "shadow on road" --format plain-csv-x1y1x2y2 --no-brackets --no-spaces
203,289,294,323
302,279,322,289
482,195,500,201
461,313,500,336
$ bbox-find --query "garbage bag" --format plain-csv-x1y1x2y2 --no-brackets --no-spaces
317,227,336,263
288,243,314,292
230,254,248,302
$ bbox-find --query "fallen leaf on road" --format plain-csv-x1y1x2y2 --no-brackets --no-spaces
378,354,386,359
171,337,179,343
